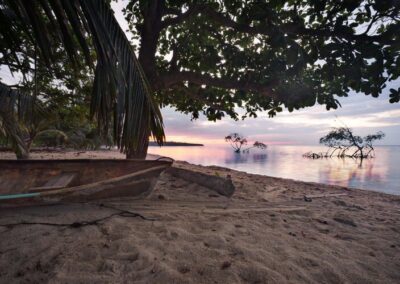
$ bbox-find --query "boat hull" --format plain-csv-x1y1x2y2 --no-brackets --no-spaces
0,159,172,206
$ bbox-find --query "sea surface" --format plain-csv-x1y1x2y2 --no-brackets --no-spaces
149,145,400,195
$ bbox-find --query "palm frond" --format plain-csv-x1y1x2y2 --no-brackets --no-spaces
80,0,164,153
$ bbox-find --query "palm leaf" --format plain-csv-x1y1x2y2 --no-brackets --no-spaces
80,0,164,153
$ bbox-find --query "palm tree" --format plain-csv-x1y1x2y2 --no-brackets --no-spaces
0,82,40,159
0,82,71,158
0,0,165,159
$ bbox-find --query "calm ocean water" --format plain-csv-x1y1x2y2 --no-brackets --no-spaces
149,145,400,195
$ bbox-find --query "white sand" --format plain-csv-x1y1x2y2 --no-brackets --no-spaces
0,150,399,283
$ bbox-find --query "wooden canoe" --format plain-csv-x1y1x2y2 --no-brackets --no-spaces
0,159,172,205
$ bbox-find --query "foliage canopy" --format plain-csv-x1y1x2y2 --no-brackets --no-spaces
124,0,400,120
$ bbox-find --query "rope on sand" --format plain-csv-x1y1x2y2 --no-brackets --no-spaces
0,203,155,229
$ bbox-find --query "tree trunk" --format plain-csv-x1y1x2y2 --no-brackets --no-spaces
9,128,30,159
126,138,149,159
14,143,30,159
133,1,164,160
125,111,150,159
0,104,30,159
138,0,164,85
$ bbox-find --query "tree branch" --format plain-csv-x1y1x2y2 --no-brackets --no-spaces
197,5,398,45
161,6,202,28
173,83,231,113
157,71,278,99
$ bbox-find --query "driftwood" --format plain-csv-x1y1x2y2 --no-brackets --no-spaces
304,193,348,202
166,167,235,197
202,206,306,214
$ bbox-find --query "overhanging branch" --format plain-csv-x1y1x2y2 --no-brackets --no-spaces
157,71,278,99
161,6,202,28
181,5,399,45
175,83,232,113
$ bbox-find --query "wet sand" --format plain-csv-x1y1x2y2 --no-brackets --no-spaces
0,150,399,283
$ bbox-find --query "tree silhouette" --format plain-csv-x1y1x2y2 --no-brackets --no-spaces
304,127,385,159
225,133,267,153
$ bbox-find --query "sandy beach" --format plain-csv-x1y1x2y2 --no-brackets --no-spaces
0,150,399,283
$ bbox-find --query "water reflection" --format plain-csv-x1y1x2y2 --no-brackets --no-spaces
252,154,268,163
317,158,385,188
225,153,268,164
148,145,399,195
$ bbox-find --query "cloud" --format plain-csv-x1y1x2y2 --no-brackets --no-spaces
160,92,400,145
268,108,400,128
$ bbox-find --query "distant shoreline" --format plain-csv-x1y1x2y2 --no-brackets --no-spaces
149,141,204,147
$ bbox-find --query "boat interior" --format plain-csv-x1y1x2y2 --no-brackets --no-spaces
0,159,172,195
